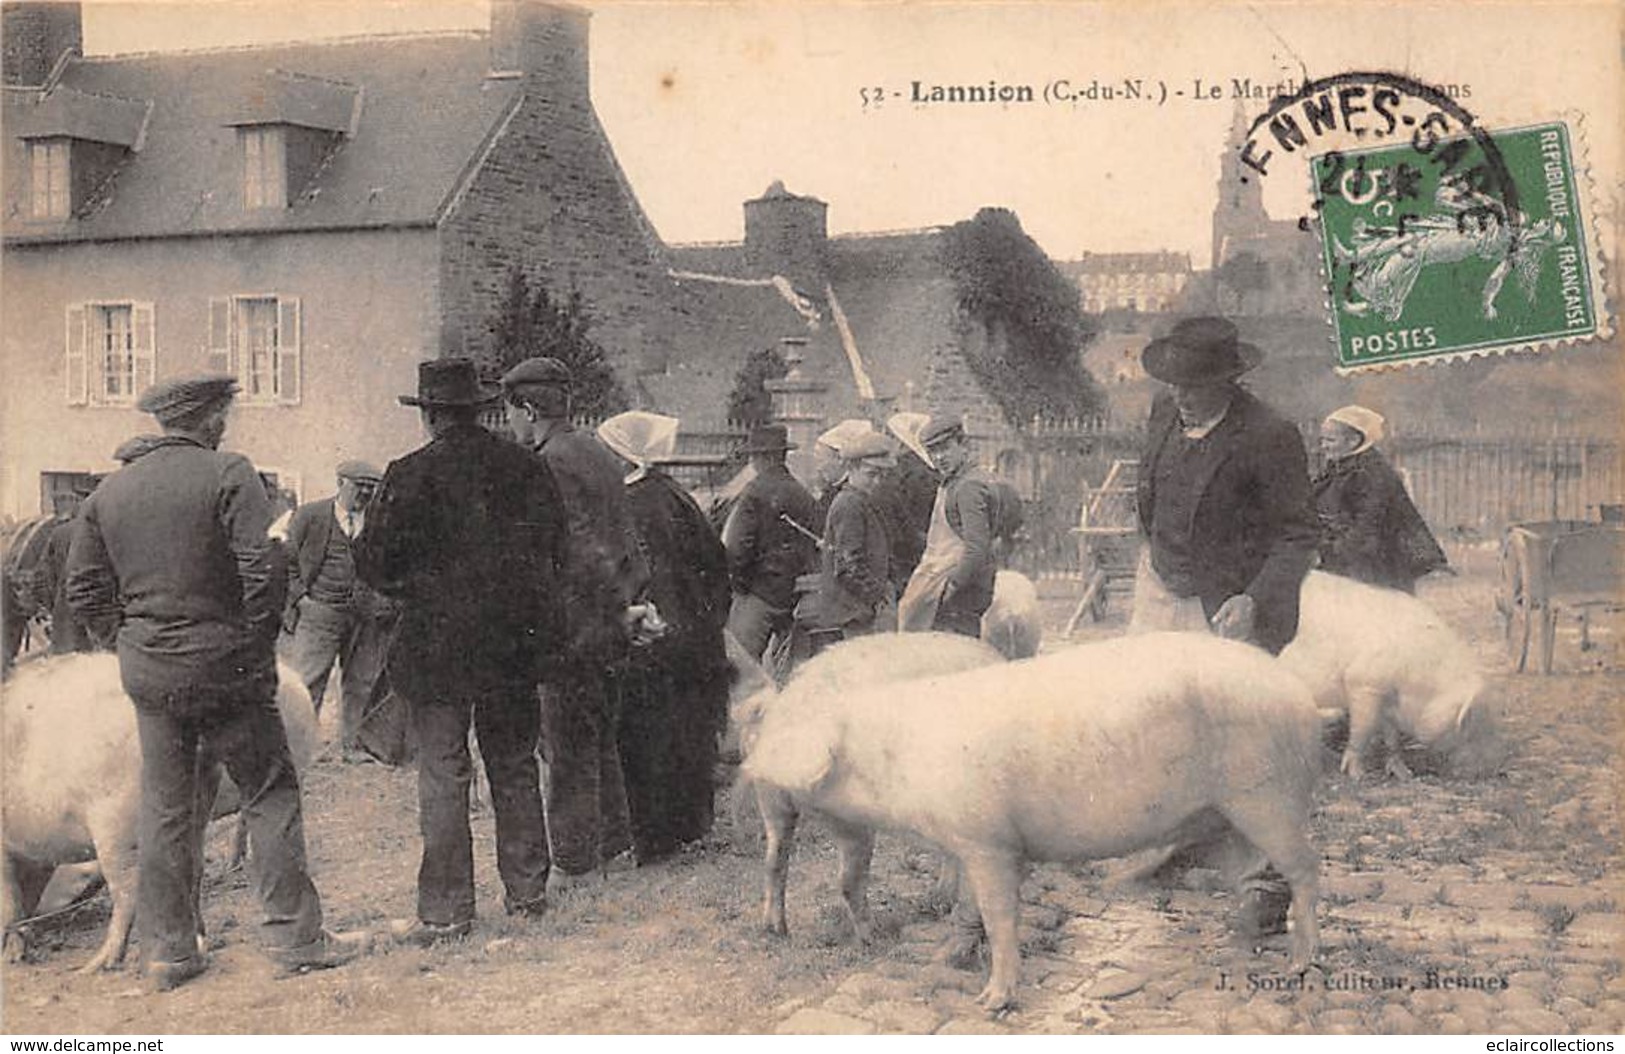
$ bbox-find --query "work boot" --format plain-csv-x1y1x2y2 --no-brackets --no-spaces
273,928,371,974
389,918,473,948
504,894,548,919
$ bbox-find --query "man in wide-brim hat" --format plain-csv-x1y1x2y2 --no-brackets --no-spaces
354,359,570,945
723,423,819,665
1130,316,1318,938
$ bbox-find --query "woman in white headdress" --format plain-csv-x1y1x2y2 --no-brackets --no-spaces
597,411,732,863
1314,405,1448,593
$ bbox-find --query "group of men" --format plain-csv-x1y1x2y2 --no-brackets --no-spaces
721,410,1014,666
57,352,670,989
47,311,1443,990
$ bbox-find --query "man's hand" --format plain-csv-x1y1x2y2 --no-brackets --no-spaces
282,603,300,636
1210,593,1256,642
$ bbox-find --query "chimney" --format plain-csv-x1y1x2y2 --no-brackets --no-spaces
743,180,829,286
3,2,82,87
488,0,589,105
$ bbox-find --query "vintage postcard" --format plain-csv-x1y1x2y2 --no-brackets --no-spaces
1,0,1620,1039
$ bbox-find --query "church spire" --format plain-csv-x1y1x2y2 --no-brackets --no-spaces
1212,96,1267,270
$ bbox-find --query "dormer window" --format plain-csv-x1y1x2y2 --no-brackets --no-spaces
28,139,71,219
241,126,287,209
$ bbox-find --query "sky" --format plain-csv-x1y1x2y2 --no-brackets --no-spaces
81,1,1623,264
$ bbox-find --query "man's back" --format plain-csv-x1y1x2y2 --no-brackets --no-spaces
66,436,279,696
356,423,566,692
727,463,818,609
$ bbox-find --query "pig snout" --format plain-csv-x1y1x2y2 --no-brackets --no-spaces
1,654,316,972
1284,571,1502,782
746,632,1322,1013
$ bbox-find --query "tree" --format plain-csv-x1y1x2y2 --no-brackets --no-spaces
482,268,629,420
725,346,788,427
939,208,1104,422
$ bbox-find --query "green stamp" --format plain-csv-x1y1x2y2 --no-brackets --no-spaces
1315,122,1601,370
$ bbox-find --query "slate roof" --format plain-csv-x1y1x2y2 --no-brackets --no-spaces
3,32,521,243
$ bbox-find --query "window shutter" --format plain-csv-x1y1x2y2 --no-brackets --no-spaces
207,297,233,377
276,296,301,404
64,303,87,405
131,302,156,400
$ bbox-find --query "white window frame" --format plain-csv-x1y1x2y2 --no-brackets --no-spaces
241,126,287,210
29,139,71,219
207,294,301,406
64,300,155,407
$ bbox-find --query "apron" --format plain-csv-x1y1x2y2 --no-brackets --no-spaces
898,486,969,632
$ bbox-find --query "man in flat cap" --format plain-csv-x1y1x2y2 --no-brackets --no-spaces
898,417,1001,637
355,359,567,944
1131,316,1318,939
814,432,899,639
723,423,820,666
502,355,649,885
66,373,365,990
282,459,397,761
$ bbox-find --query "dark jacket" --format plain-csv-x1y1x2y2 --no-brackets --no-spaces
284,497,340,610
875,451,938,588
1313,448,1447,593
1136,388,1317,654
818,486,893,628
621,471,732,675
65,436,283,705
353,422,567,697
533,424,651,663
724,462,819,610
941,465,1000,613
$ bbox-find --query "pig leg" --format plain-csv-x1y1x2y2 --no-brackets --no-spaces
2,851,27,963
759,788,798,936
79,800,141,972
1219,798,1319,971
955,847,1025,1013
827,816,875,944
1381,720,1413,781
1340,684,1388,780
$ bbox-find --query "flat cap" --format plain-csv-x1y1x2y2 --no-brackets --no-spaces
336,459,383,483
816,418,875,455
918,416,966,448
500,356,573,391
841,432,895,464
136,373,239,424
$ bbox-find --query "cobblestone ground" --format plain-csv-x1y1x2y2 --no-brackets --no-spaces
4,561,1620,1034
767,567,1625,1035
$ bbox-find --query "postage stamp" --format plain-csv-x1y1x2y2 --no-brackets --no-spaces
1313,121,1604,370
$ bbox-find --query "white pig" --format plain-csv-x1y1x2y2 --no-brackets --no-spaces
980,570,1043,660
1280,571,1504,781
1,653,318,971
731,632,1005,942
742,632,1322,1012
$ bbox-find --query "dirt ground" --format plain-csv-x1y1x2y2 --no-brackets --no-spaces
4,550,1622,1035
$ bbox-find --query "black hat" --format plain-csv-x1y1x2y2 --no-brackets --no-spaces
1141,316,1264,386
398,359,500,408
500,356,573,391
739,423,796,453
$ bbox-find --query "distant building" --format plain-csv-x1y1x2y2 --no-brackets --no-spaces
1060,251,1191,314
1,1,675,518
656,181,1028,480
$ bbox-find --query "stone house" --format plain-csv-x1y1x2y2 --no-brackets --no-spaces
0,0,673,518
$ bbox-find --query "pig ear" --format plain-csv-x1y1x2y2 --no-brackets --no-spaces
741,711,839,794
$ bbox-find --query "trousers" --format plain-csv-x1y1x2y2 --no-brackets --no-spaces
284,597,392,750
131,689,323,964
538,667,632,876
410,684,551,924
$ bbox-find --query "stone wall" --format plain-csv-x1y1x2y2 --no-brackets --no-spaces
437,3,677,382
